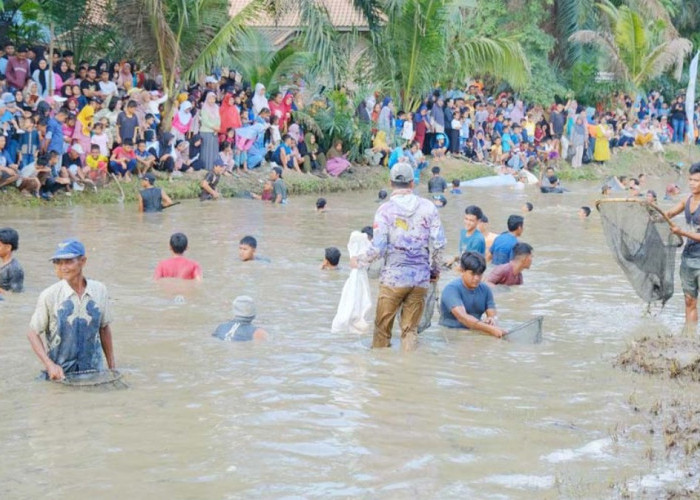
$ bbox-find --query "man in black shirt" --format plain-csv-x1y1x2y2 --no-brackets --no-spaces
671,96,686,143
200,160,225,200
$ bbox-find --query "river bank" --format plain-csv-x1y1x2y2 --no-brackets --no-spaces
1,145,698,207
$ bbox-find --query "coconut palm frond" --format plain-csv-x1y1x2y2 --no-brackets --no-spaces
291,109,324,138
638,37,692,84
454,36,530,90
118,0,178,73
569,30,630,81
229,29,276,86
265,45,313,92
183,0,265,79
299,0,350,86
633,0,678,36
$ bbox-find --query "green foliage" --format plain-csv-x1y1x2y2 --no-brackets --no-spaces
294,90,373,162
569,0,692,91
229,30,311,93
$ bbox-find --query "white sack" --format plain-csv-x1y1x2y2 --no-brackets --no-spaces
331,231,373,334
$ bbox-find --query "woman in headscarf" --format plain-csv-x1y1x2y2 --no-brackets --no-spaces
74,96,100,162
298,132,326,173
199,91,221,170
287,123,302,144
117,62,133,89
252,83,268,115
413,104,428,149
378,97,393,135
219,92,242,142
356,100,370,122
280,92,294,132
326,138,351,177
56,59,71,82
172,100,193,142
268,91,285,124
32,59,53,97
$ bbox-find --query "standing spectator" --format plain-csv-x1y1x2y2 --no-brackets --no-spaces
352,162,446,351
199,90,220,170
671,96,686,143
549,102,565,154
116,100,140,145
570,113,588,169
5,45,30,91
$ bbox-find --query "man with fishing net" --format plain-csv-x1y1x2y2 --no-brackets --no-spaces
27,239,116,381
666,162,700,324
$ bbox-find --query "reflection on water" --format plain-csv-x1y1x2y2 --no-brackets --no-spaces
0,179,696,497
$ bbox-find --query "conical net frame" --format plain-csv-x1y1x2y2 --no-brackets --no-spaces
504,316,543,344
60,369,128,390
596,199,682,305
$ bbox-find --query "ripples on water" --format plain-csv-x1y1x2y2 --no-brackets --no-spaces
0,180,696,498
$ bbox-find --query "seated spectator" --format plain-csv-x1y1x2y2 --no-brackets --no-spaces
273,134,301,173
326,139,351,177
134,140,156,175
109,138,137,181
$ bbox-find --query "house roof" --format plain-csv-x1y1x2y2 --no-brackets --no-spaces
230,0,370,30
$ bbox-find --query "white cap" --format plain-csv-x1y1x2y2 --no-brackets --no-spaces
205,76,218,84
71,143,85,155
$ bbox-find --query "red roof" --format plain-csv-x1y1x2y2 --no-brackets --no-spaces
230,0,369,30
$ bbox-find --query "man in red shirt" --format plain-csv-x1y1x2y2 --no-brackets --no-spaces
5,45,30,91
154,233,203,281
485,242,533,286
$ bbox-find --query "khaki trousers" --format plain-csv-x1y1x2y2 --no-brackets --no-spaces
373,285,427,351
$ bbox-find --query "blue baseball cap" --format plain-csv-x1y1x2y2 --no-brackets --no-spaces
50,239,85,260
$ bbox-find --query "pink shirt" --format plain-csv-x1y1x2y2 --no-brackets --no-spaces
485,262,523,286
154,256,202,280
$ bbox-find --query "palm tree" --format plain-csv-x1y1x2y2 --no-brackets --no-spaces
569,0,692,90
118,0,265,129
229,29,311,93
371,0,530,109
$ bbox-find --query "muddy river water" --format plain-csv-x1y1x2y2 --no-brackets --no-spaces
1,177,697,498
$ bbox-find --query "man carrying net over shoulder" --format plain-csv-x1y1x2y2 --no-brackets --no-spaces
666,162,700,324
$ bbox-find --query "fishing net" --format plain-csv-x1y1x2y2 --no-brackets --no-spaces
396,281,439,334
504,316,543,344
58,369,128,391
596,199,682,305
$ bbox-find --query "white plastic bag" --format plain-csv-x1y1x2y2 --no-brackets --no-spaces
331,231,373,334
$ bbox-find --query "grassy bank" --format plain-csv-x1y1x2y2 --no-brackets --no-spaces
1,145,698,207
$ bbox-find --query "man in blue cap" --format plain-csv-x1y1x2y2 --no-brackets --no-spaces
27,239,116,380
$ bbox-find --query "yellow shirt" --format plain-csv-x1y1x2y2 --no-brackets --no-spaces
86,154,108,170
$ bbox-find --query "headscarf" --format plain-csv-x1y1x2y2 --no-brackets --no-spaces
281,92,294,126
356,100,370,122
414,104,427,123
373,130,388,149
327,139,344,159
178,101,193,126
252,83,268,114
288,123,301,143
430,101,445,127
219,92,242,132
35,60,49,96
159,132,174,157
77,103,94,136
304,132,318,154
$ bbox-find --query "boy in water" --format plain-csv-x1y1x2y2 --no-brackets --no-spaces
0,227,24,293
486,242,533,286
490,215,524,264
200,159,225,200
428,166,447,193
316,197,327,212
320,247,341,270
666,162,700,323
238,236,270,262
154,233,202,280
450,179,462,195
459,205,486,256
439,251,505,337
579,206,591,219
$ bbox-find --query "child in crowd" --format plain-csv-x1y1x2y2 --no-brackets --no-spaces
450,179,462,194
431,134,447,160
85,144,108,183
428,166,447,193
401,111,414,143
320,247,341,270
90,121,110,157
0,227,24,293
